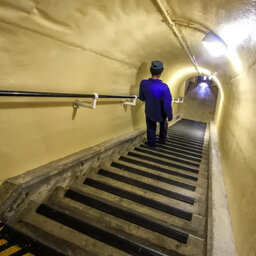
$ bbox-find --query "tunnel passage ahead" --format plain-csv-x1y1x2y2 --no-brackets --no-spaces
180,77,219,123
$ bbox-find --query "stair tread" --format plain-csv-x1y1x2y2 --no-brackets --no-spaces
10,118,209,256
37,190,205,256
129,149,208,178
104,163,206,200
119,155,208,189
113,159,206,196
18,210,130,256
70,183,206,238
34,200,199,256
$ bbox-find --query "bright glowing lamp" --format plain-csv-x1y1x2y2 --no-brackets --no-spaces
202,32,228,57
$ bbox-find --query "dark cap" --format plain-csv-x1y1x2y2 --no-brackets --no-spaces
151,60,164,70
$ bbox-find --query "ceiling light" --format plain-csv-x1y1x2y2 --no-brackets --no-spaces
202,32,228,57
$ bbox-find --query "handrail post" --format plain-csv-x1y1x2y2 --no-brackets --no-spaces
121,95,137,106
73,93,99,109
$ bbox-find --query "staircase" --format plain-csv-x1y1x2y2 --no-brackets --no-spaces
0,119,209,256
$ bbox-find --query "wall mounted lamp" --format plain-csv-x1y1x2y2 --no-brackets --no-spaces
202,32,228,57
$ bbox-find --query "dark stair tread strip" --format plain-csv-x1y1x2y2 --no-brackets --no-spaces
157,143,203,154
167,134,204,143
0,241,15,253
127,152,199,174
140,145,201,163
37,204,179,256
157,137,204,149
8,248,31,256
165,139,204,149
165,137,204,147
98,169,195,204
84,178,193,221
164,141,204,151
0,225,65,256
111,162,196,191
169,127,205,132
134,148,200,168
154,144,202,158
65,189,189,243
119,156,198,181
168,129,205,136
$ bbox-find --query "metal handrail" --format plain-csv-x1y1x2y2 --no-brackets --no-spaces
0,90,136,99
0,90,183,110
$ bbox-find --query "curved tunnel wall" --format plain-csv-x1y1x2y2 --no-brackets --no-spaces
0,0,256,255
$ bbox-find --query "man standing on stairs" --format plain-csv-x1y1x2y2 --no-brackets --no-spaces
139,60,173,148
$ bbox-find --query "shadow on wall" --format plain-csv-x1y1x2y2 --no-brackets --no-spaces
129,62,148,130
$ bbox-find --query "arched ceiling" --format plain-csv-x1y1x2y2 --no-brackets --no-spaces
0,0,255,90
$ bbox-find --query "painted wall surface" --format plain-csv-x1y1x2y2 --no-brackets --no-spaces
1,0,256,254
0,0,184,183
217,65,256,256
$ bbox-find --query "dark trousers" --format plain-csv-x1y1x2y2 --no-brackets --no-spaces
146,117,168,147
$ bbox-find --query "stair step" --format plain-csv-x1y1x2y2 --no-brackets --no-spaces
0,224,66,256
134,147,200,168
130,149,208,178
17,210,129,256
148,143,203,158
41,188,204,255
163,137,205,147
70,184,206,238
104,163,206,200
162,140,205,151
59,189,205,256
168,130,205,139
137,146,209,175
140,144,202,163
127,151,200,174
158,141,203,154
119,156,207,189
97,168,195,205
83,176,197,219
38,203,178,256
112,160,206,194
65,189,189,243
89,173,206,217
167,133,204,143
9,118,208,256
119,156,198,181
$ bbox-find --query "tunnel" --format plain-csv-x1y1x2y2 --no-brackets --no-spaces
0,0,255,255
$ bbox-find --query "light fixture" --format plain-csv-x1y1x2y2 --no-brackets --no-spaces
202,32,228,57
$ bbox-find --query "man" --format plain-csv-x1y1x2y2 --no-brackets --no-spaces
139,60,173,147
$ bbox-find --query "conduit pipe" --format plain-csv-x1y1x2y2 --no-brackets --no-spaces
154,0,200,74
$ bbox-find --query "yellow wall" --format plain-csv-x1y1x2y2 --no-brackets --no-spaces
0,0,184,183
217,66,256,256
0,0,137,183
1,1,256,254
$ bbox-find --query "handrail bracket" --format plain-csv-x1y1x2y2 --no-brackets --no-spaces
121,95,137,106
73,93,99,109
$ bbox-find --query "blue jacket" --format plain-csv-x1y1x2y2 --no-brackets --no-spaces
139,78,173,122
